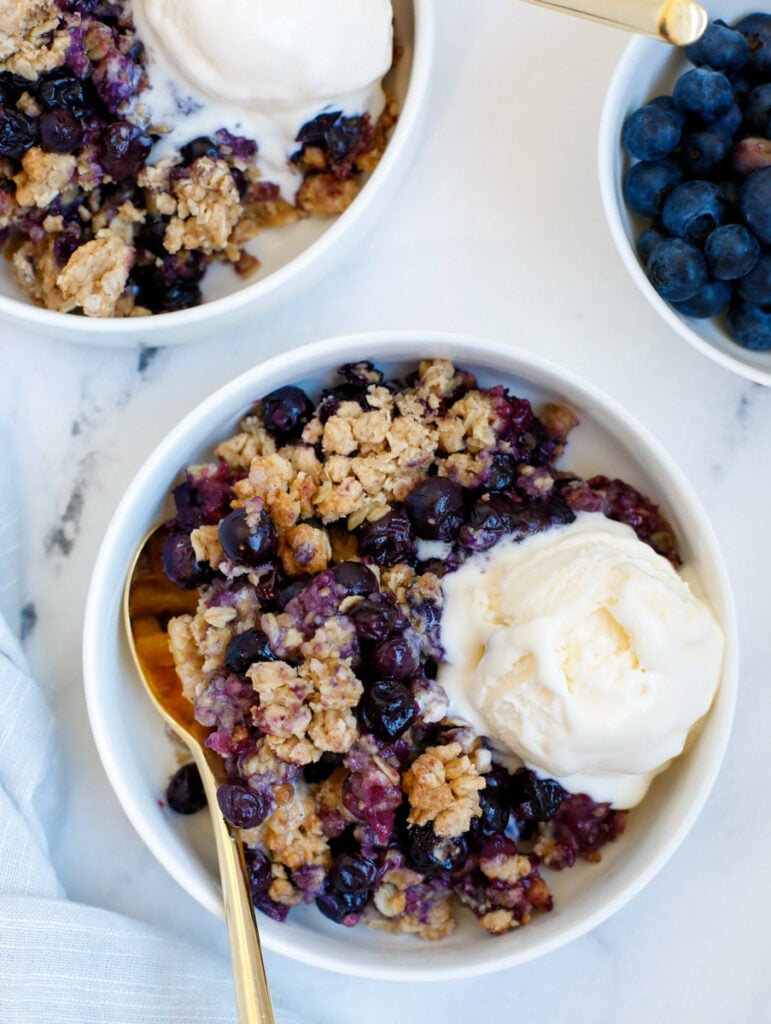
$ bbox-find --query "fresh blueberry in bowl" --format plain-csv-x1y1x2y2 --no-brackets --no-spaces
622,158,684,217
662,181,724,243
646,238,707,301
621,104,682,160
603,7,771,380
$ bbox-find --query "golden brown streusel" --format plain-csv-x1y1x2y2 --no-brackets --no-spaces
13,147,76,208
0,0,70,78
56,234,134,318
402,742,486,838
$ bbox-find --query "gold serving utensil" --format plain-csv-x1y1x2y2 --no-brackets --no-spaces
124,525,275,1024
521,0,708,45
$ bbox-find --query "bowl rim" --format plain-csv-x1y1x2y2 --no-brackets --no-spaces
598,32,771,388
83,329,739,980
0,0,434,341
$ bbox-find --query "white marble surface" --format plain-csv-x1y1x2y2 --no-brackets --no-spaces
2,1,771,1021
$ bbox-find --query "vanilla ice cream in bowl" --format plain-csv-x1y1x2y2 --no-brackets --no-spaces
0,0,432,343
84,332,737,978
440,515,724,813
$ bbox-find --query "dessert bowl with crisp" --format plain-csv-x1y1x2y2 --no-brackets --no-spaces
600,3,771,385
0,0,432,345
83,331,737,980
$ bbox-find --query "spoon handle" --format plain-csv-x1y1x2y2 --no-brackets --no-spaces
520,0,708,44
197,750,276,1024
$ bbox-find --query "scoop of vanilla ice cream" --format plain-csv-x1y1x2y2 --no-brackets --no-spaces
137,0,394,108
438,513,724,807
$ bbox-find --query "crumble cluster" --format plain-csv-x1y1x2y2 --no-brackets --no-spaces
0,0,398,317
159,359,656,940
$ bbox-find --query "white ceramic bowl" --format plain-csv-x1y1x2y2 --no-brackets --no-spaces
0,0,432,347
83,330,738,980
599,4,771,387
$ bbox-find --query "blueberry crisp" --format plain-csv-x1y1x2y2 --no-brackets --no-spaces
140,359,693,940
0,0,397,317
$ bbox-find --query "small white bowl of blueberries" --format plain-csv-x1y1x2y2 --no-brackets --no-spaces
600,5,771,385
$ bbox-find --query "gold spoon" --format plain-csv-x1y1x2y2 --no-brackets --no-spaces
521,0,708,45
124,525,276,1024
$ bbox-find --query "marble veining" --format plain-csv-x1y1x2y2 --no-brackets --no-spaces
0,2,769,1022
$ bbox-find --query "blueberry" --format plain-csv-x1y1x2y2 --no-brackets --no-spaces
704,223,760,279
302,751,343,784
261,385,314,440
246,849,273,897
736,252,771,304
216,779,271,829
0,107,37,159
673,67,734,121
486,453,518,491
740,166,771,243
218,508,278,566
547,493,576,527
357,509,415,567
685,19,749,73
339,361,383,386
39,109,83,154
621,104,682,160
315,887,368,925
459,495,544,552
736,13,771,79
326,115,366,165
623,158,684,217
470,789,509,839
37,70,91,117
359,678,417,739
727,301,771,350
404,477,464,541
276,577,309,611
161,529,213,588
180,135,219,163
129,265,168,313
672,277,732,317
328,852,378,894
710,102,742,138
718,176,743,212
405,824,467,876
636,226,666,264
733,137,771,176
744,83,771,132
135,216,169,258
295,110,344,145
98,122,151,182
166,762,207,814
509,768,565,822
682,130,731,177
224,629,275,677
370,631,420,680
331,561,378,597
349,592,401,643
162,279,202,313
646,238,707,301
662,180,723,242
647,95,685,125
